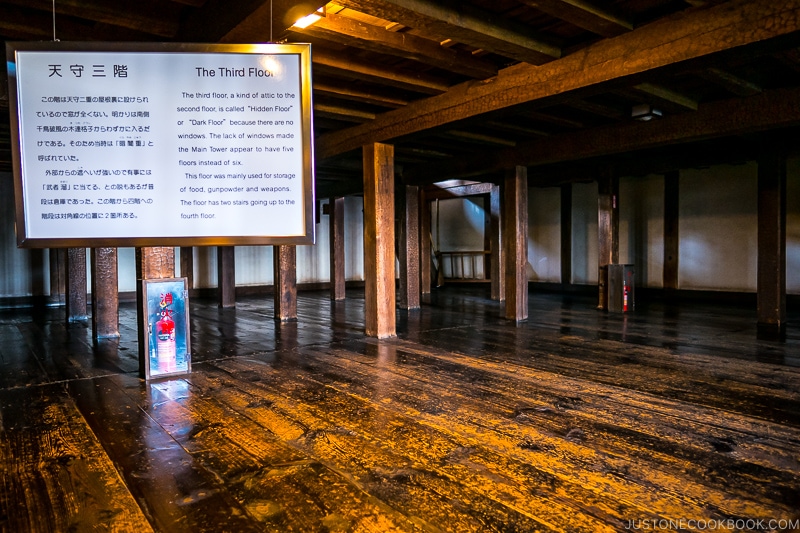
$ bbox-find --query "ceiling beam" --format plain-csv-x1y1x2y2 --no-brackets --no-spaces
700,67,763,97
335,0,561,64
632,83,699,111
313,48,450,94
179,0,326,43
297,13,499,79
3,0,180,37
314,83,410,109
402,85,800,184
317,0,800,160
517,0,633,37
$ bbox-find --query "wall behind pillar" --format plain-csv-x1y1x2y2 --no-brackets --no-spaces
679,163,757,292
528,187,560,282
571,182,599,285
0,172,42,297
787,157,800,295
620,174,664,289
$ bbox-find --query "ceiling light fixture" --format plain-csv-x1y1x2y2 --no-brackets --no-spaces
631,103,662,121
293,7,326,29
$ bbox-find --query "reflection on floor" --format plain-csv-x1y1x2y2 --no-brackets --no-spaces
1,287,799,532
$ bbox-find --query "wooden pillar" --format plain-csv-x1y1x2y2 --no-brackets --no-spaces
363,142,396,338
217,246,236,308
757,146,787,334
91,247,119,338
136,247,176,375
420,190,431,295
663,171,680,292
489,184,504,301
49,248,66,303
179,247,194,292
560,183,572,287
398,184,420,310
273,245,297,321
503,166,528,322
329,197,346,301
65,247,88,323
597,175,619,310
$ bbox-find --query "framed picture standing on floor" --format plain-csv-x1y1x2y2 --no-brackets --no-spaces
141,277,191,379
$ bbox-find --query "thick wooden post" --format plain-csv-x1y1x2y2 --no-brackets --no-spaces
560,183,572,287
136,247,176,375
65,247,88,323
273,245,297,321
329,197,346,301
420,190,432,295
49,248,66,304
363,142,396,338
597,175,619,310
217,246,236,308
180,247,194,292
490,184,504,301
398,184,420,310
91,247,119,339
663,171,680,292
757,146,787,335
503,166,528,322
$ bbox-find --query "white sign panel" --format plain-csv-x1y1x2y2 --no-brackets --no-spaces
6,42,315,247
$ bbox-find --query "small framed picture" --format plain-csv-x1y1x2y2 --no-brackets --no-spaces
141,277,191,379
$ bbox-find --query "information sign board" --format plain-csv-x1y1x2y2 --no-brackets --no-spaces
6,42,315,247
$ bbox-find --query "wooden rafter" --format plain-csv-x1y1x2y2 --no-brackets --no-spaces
402,85,800,184
517,0,632,37
316,0,800,160
335,0,562,64
297,12,499,79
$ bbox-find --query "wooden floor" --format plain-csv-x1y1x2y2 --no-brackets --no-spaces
1,287,799,532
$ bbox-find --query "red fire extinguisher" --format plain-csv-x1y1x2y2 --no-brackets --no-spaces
156,293,176,371
623,283,629,312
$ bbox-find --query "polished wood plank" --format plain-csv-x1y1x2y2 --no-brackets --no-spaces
0,384,152,532
0,287,798,532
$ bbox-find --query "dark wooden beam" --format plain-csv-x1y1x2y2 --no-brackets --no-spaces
756,145,787,334
91,248,119,339
560,184,572,286
300,12,498,79
180,0,326,43
503,166,528,322
217,246,236,308
517,0,632,37
335,0,561,65
663,171,680,292
398,185,421,310
318,0,800,160
273,245,298,321
489,185,504,301
423,182,494,200
329,197,346,301
597,175,619,310
3,0,181,37
313,49,450,95
420,189,432,295
404,85,800,184
49,248,66,303
65,248,87,323
179,247,194,291
363,143,396,338
700,67,763,97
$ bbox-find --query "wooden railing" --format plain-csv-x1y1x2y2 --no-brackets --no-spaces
435,250,490,282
